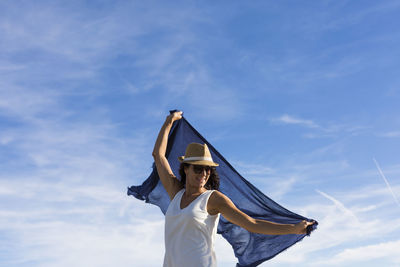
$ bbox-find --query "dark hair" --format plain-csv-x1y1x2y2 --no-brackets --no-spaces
179,163,220,190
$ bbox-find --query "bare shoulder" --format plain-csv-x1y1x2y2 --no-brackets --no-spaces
207,191,233,215
209,190,227,202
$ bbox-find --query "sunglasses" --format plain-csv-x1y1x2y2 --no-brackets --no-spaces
191,165,212,174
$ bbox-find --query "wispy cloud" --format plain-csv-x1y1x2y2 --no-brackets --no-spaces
269,114,369,139
267,187,400,266
378,131,400,138
232,161,275,176
216,157,400,265
0,173,166,267
324,240,400,265
0,1,244,123
271,114,320,129
1,1,399,266
322,1,400,32
316,189,359,223
1,212,165,267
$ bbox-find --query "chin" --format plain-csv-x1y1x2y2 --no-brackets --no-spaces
196,183,206,188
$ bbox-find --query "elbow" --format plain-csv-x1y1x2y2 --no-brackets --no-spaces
244,218,258,233
152,151,164,161
152,148,160,158
152,152,159,161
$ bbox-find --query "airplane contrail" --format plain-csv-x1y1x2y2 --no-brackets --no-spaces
373,158,400,208
316,189,359,222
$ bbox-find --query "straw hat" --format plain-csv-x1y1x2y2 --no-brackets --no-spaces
178,143,219,167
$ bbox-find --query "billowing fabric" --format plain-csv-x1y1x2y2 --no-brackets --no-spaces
163,189,219,267
128,117,317,267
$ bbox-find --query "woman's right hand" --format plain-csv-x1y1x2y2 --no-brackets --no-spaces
167,111,183,123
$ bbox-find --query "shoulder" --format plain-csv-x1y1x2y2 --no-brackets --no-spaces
207,191,233,215
209,190,226,202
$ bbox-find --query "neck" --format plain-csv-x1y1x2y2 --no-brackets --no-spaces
184,184,206,196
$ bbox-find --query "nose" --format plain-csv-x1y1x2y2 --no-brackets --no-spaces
196,167,207,176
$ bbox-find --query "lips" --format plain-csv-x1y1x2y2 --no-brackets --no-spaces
197,177,206,183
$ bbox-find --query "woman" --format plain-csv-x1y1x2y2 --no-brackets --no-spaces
152,111,314,267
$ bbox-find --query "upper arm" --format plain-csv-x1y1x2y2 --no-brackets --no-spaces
208,191,255,230
153,155,183,200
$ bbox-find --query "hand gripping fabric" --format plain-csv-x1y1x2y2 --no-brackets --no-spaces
127,116,317,267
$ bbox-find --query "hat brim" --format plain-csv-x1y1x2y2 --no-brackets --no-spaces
178,156,219,167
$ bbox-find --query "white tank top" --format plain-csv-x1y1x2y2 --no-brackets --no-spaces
163,189,220,267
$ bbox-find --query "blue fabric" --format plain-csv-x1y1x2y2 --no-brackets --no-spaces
128,117,317,267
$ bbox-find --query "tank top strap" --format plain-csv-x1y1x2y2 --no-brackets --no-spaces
197,190,215,213
169,189,185,211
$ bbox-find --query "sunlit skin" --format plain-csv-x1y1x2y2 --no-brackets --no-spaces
153,111,315,235
180,165,210,209
185,165,210,189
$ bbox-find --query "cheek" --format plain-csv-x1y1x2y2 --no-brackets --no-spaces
184,167,190,176
186,172,196,182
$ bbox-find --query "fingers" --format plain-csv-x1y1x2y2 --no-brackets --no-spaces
305,220,317,236
173,111,183,120
297,220,315,235
166,111,183,122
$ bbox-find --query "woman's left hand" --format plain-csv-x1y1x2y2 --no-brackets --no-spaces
294,220,315,234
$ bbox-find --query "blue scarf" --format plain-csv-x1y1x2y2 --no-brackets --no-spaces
128,116,317,267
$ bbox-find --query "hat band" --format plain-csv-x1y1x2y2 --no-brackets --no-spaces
183,156,213,162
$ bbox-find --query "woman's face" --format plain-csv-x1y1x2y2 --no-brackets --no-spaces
184,164,211,189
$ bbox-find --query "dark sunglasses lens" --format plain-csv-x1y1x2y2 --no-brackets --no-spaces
193,165,211,173
193,165,202,173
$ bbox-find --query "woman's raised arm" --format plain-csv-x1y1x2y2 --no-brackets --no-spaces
152,111,184,200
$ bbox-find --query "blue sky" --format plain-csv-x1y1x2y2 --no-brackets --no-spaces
1,0,400,266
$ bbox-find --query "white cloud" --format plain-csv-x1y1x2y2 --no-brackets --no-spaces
272,114,320,129
232,161,275,176
274,177,299,200
1,1,399,267
0,174,166,267
324,240,400,265
264,176,400,266
378,131,400,138
270,114,370,140
0,83,59,122
0,1,244,126
2,215,165,267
